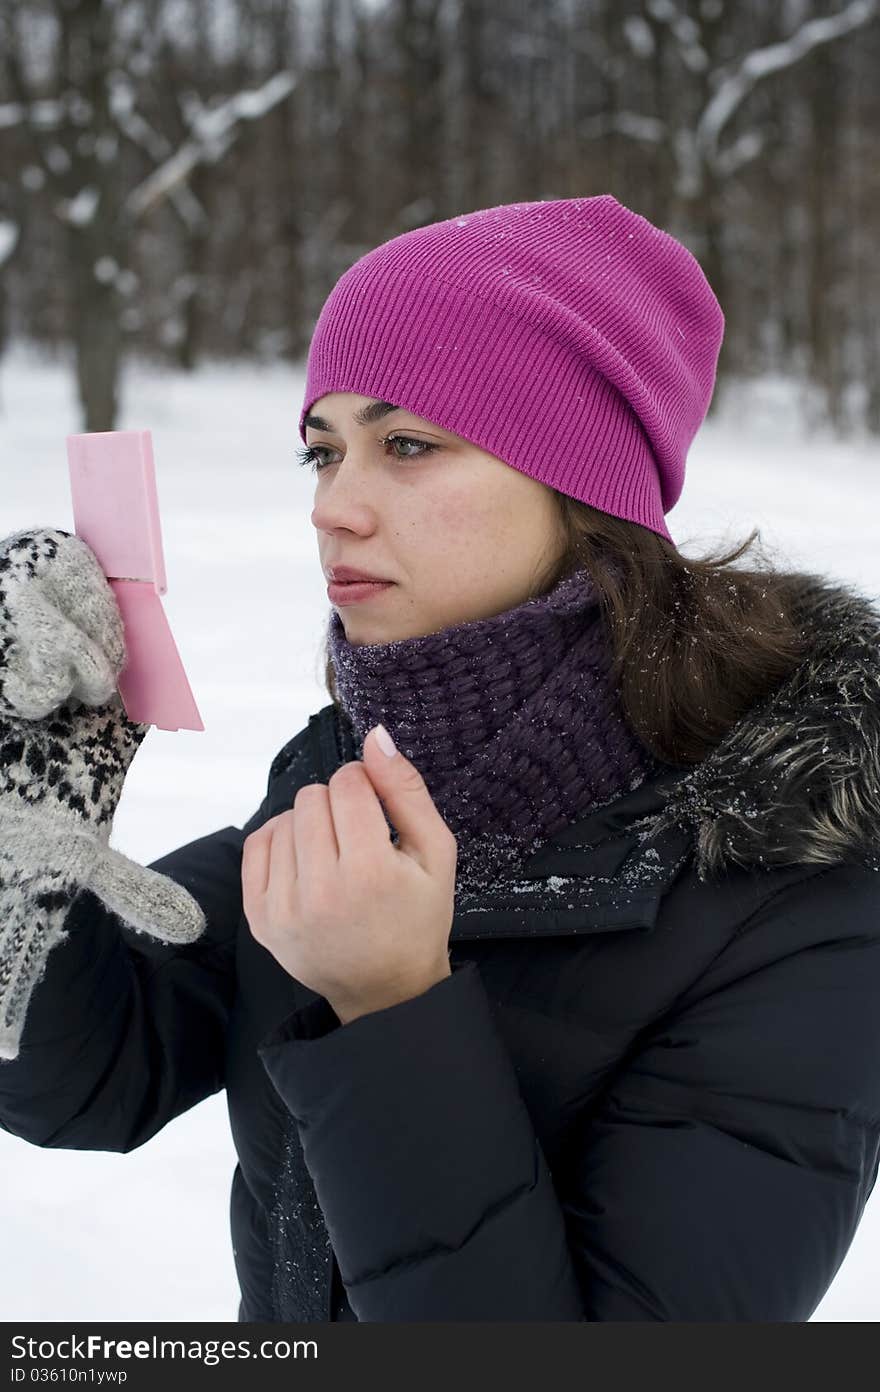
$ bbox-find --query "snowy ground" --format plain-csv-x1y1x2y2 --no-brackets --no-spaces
0,342,878,1322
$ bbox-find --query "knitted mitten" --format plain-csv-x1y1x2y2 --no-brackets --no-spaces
0,527,207,1062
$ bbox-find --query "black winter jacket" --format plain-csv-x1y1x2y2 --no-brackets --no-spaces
2,572,880,1323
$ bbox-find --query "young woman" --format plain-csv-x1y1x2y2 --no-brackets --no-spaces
1,195,879,1324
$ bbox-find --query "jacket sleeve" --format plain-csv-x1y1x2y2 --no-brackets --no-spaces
0,792,273,1154
255,865,880,1322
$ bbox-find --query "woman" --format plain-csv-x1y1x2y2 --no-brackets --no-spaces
1,195,879,1323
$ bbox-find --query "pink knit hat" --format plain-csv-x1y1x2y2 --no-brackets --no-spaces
298,194,725,543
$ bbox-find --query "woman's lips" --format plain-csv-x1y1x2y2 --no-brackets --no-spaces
327,580,395,606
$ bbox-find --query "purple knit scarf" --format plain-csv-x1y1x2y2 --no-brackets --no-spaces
326,566,659,906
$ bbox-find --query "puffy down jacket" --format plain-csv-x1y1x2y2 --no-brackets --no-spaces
1,570,879,1322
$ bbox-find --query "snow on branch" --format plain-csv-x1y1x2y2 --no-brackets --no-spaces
124,71,296,222
56,186,100,227
0,98,63,131
714,129,767,180
108,72,207,233
0,219,19,267
578,111,667,144
0,104,25,131
697,0,879,165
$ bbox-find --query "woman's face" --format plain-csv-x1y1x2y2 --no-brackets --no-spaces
306,392,567,643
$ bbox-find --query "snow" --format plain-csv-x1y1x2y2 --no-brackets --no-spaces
92,256,119,285
20,164,46,192
31,99,63,129
0,220,18,268
0,102,25,130
623,16,655,59
59,186,100,227
0,344,878,1321
45,143,72,175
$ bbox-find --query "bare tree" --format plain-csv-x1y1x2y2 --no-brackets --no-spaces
1,0,878,436
0,0,294,428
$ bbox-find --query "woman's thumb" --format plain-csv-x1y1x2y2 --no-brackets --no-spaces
88,847,207,944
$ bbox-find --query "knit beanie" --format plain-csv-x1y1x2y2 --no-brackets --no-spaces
299,194,725,542
327,564,659,907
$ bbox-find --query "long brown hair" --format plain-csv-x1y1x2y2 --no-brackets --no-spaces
323,494,813,769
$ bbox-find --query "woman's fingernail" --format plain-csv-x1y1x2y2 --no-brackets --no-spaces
374,723,398,757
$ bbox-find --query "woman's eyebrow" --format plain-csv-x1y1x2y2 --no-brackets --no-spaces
303,400,401,431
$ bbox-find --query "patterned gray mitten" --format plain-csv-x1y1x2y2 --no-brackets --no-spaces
0,527,207,1062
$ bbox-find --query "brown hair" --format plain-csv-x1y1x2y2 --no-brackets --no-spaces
322,495,813,769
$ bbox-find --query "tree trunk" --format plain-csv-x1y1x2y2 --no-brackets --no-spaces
64,0,126,430
68,225,122,431
175,181,210,373
805,45,844,432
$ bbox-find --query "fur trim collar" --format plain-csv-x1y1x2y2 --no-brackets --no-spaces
640,572,880,881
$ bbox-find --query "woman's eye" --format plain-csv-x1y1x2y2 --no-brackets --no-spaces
295,435,439,473
386,435,433,459
295,445,333,470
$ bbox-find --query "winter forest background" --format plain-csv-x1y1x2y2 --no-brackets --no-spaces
2,0,880,1322
2,0,880,435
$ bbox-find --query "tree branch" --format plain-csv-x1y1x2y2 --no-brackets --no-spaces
697,0,879,167
124,70,296,222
